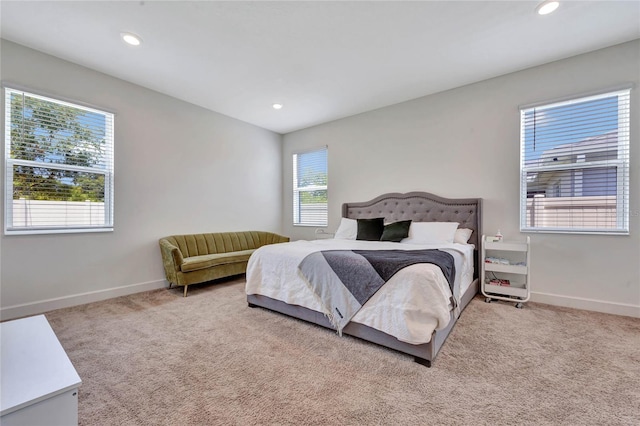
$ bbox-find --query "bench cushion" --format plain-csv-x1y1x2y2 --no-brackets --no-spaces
180,249,255,273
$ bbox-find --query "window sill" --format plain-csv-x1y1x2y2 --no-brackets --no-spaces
5,227,114,236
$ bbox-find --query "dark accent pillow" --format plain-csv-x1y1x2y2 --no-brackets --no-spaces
380,220,412,242
356,218,385,241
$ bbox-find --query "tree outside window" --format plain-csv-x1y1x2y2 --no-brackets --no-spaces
5,88,114,234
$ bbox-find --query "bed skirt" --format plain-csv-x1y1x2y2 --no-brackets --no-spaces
247,278,478,367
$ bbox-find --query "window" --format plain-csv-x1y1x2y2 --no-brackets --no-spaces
4,87,114,234
293,147,327,226
520,88,630,234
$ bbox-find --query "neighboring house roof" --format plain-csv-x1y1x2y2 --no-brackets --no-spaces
539,130,618,163
525,130,618,194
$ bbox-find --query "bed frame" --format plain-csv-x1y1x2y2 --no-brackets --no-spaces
247,192,482,367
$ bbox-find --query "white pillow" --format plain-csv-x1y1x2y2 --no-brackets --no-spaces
454,228,473,244
334,218,357,240
401,222,459,245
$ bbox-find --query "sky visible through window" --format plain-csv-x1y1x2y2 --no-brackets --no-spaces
296,148,327,186
16,94,107,168
523,96,618,163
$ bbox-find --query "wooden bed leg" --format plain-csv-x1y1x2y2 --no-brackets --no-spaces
414,357,432,368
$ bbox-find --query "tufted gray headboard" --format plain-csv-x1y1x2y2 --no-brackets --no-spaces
342,192,483,275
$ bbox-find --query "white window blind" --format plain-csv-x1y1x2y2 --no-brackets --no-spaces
520,89,630,234
293,147,328,226
4,87,115,234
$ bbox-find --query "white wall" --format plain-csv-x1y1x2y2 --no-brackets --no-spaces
282,40,640,317
0,40,283,319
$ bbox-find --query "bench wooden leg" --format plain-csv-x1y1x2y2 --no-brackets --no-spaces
183,285,188,297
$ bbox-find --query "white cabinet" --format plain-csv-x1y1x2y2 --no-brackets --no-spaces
1,315,81,426
481,235,530,308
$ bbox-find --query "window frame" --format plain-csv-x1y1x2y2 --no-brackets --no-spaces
519,88,631,235
292,146,328,227
4,86,115,235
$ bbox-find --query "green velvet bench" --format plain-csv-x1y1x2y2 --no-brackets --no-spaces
159,231,289,296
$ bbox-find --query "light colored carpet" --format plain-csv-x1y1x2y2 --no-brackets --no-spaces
45,277,639,425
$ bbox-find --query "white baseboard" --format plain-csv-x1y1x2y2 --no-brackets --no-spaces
0,279,167,321
531,291,640,318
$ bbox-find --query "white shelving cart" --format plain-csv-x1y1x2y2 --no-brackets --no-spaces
481,235,530,308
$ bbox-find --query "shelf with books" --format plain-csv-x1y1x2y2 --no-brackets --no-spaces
481,235,530,308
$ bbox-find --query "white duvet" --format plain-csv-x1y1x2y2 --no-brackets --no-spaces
245,239,475,345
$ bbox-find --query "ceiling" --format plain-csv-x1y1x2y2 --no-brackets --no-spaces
1,1,639,134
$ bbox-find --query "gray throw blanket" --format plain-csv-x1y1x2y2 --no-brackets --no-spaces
298,249,455,334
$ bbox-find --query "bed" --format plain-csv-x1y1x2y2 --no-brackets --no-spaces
246,192,482,367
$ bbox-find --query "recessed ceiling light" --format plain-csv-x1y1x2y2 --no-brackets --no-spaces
272,103,283,110
121,32,142,46
536,0,560,15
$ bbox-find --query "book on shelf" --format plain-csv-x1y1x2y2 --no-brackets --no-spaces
488,279,511,286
